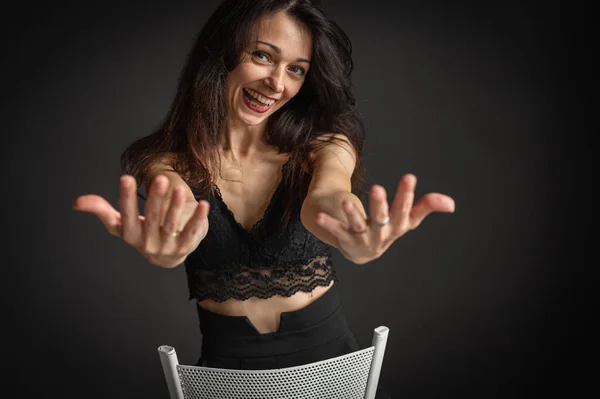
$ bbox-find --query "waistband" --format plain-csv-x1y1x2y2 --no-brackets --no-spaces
197,284,349,358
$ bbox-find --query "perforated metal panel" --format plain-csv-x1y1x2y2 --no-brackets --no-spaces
176,347,375,399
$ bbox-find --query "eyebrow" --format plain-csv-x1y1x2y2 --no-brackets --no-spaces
256,40,311,64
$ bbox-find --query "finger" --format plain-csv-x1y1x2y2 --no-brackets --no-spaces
143,175,170,249
342,199,368,233
114,214,146,222
108,218,146,239
389,174,416,236
367,185,389,241
410,193,456,229
161,185,187,236
73,194,121,236
118,175,143,242
316,212,354,244
179,200,210,248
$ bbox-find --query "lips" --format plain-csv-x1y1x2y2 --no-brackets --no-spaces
244,88,277,103
242,88,276,113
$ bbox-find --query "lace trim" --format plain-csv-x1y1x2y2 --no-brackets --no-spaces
210,158,292,234
188,255,337,303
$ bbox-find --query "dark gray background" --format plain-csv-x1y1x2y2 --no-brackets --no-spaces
2,0,587,398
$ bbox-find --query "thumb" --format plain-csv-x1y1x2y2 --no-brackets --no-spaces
409,193,455,229
73,194,121,236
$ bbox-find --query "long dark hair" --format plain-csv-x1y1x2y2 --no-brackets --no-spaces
120,0,366,227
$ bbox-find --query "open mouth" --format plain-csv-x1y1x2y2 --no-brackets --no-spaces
242,88,276,113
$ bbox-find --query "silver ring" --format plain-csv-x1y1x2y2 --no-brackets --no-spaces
371,216,390,228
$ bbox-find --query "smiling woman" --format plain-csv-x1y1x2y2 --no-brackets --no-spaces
226,11,312,122
72,0,455,397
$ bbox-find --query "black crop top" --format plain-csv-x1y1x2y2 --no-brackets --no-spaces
185,160,338,303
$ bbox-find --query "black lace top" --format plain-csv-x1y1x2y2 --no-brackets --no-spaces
185,160,337,303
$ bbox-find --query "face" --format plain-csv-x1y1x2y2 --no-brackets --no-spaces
225,11,312,128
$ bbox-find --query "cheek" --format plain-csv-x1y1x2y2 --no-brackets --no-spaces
226,63,254,89
238,63,265,81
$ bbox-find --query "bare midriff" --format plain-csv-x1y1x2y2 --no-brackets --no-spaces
197,280,335,334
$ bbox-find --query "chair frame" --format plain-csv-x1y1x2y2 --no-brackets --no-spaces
158,326,388,399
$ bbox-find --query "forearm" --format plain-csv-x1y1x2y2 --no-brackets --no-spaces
300,188,365,249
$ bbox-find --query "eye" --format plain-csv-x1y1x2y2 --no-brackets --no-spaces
252,51,270,62
289,66,306,76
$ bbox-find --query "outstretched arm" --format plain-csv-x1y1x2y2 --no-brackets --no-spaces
300,134,455,265
300,134,362,249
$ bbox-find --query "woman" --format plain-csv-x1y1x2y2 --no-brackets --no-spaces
73,0,454,397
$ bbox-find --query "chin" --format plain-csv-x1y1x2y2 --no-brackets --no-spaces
241,106,281,126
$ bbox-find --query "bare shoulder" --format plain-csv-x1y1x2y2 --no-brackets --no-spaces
145,152,178,184
309,133,356,172
144,152,196,202
148,152,178,171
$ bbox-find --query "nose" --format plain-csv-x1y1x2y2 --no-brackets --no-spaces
264,65,285,94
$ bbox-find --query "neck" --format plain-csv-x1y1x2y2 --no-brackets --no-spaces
221,119,270,163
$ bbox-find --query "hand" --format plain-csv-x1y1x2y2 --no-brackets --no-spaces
73,174,210,268
315,174,455,264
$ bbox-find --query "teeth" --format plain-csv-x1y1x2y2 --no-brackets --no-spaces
244,88,275,106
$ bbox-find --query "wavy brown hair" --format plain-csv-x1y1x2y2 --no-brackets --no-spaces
120,0,366,228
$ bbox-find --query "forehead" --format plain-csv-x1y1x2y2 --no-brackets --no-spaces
253,11,312,58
